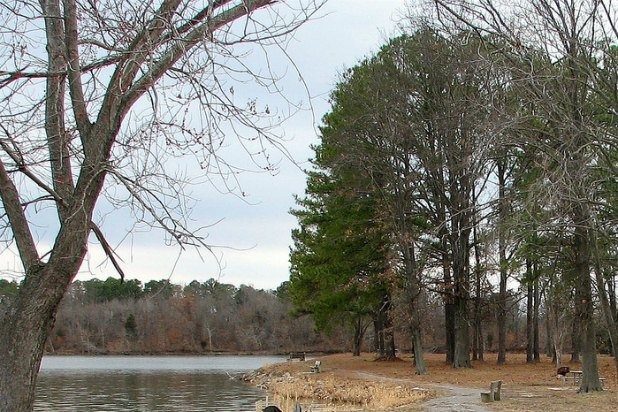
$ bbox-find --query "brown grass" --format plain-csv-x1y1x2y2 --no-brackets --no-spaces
248,352,618,411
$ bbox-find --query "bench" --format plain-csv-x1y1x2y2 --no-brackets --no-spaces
310,360,321,373
480,380,502,402
287,352,306,362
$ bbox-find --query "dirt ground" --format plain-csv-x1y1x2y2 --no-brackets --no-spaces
249,352,618,411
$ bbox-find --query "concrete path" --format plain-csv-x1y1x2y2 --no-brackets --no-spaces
421,383,492,412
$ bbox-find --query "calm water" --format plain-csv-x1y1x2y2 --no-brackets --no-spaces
34,355,283,411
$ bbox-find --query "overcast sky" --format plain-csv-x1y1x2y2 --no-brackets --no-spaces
1,0,411,290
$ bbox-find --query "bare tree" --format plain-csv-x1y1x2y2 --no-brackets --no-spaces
0,0,324,409
432,0,617,392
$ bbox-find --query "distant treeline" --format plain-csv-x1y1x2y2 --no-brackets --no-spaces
1,276,552,357
0,277,347,355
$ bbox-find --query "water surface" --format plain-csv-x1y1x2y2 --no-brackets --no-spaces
35,355,282,411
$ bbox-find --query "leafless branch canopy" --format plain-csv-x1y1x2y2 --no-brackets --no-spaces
0,0,325,277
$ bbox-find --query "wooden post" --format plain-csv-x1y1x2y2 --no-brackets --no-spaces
490,380,502,401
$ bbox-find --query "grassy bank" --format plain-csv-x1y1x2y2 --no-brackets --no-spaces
245,352,618,411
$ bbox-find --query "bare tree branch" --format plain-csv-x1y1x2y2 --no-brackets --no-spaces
90,222,126,282
63,0,93,141
41,0,75,217
0,158,39,271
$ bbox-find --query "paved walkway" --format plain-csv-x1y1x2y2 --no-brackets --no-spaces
421,383,492,412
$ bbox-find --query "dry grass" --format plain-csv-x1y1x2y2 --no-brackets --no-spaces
248,352,618,411
269,373,430,410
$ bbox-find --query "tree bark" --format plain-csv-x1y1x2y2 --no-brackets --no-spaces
451,197,471,368
533,271,540,362
571,317,581,363
453,293,470,368
373,316,383,355
497,158,508,365
0,140,103,411
452,218,471,368
404,244,427,374
526,259,534,364
379,295,396,359
352,317,364,357
0,209,93,410
0,267,66,410
545,292,553,359
592,238,618,382
412,327,427,374
608,277,617,326
441,232,456,364
472,211,484,362
572,207,602,392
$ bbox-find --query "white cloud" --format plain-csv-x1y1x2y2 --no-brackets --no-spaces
75,241,291,291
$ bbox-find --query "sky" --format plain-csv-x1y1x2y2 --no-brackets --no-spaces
1,0,411,290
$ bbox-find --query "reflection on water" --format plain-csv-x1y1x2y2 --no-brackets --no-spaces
35,356,281,411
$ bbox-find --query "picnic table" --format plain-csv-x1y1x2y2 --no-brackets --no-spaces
565,370,583,384
561,370,605,387
287,352,306,361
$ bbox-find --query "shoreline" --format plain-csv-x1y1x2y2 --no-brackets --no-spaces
42,350,296,357
243,352,618,412
243,354,436,411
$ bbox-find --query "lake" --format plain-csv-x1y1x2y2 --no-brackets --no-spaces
35,355,284,411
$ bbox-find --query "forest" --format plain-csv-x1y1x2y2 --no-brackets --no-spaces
0,277,325,354
287,0,618,394
0,275,579,358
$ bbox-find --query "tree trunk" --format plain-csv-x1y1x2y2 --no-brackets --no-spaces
497,158,507,365
445,300,455,363
0,167,96,410
496,289,507,362
442,245,455,364
472,215,484,362
452,215,471,368
608,277,617,325
571,317,581,363
533,272,540,362
526,259,534,364
592,239,618,382
403,243,427,373
472,290,483,361
0,264,78,410
412,327,427,374
352,317,363,357
496,263,507,364
452,228,471,368
385,328,396,359
380,295,396,359
572,210,602,392
453,294,470,368
374,314,385,356
554,341,562,367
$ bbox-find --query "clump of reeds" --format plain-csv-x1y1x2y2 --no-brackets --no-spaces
266,373,433,410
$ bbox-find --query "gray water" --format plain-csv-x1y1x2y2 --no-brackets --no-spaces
34,355,283,411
